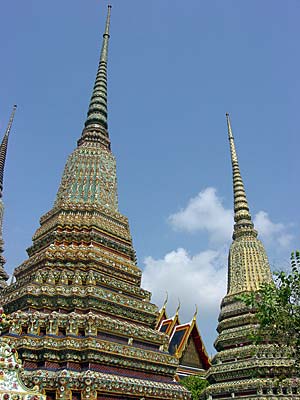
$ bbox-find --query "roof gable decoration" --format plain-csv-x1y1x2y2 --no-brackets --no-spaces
158,301,181,335
168,310,211,370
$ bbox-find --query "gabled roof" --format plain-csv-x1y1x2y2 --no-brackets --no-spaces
156,305,168,329
156,302,211,372
157,300,181,335
168,317,211,370
158,310,181,336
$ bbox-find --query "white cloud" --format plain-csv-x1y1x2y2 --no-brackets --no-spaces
254,211,294,249
142,189,295,354
169,187,293,249
168,187,233,245
142,247,227,355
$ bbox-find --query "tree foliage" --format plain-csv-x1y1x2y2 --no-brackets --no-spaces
180,375,209,399
241,251,300,368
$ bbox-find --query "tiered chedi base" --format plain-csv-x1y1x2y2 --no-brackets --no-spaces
204,294,299,399
0,174,189,398
1,242,189,397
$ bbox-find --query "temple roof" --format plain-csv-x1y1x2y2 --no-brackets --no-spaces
169,317,210,370
157,306,211,372
156,305,168,330
158,303,181,335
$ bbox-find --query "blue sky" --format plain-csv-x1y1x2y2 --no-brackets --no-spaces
0,1,299,354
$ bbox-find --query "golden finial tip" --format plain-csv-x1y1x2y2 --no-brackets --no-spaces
226,112,229,117
175,299,181,314
193,304,198,319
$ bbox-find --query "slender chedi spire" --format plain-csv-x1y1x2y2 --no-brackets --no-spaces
0,105,17,198
226,113,256,239
225,113,272,294
79,5,112,147
0,105,17,288
56,5,118,210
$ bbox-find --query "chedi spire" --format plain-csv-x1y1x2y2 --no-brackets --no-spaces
55,5,118,211
79,5,112,148
225,114,271,294
0,105,16,288
0,105,16,198
226,112,256,239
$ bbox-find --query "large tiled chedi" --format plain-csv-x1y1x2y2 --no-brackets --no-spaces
203,115,299,399
0,7,189,400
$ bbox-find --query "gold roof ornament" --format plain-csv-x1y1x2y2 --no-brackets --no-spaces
155,292,168,329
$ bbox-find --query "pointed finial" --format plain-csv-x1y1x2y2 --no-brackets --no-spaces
101,5,112,62
162,291,168,309
79,6,112,147
104,6,112,35
193,304,198,320
0,105,17,197
175,299,181,315
4,105,17,138
226,113,256,239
